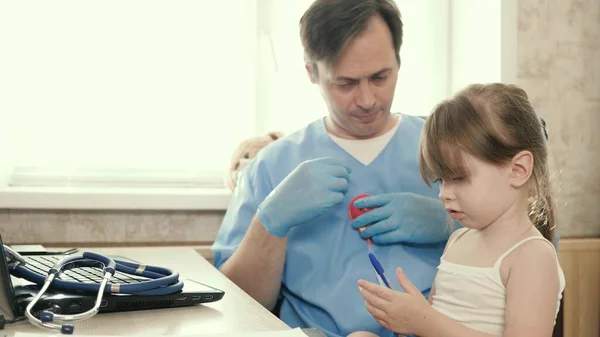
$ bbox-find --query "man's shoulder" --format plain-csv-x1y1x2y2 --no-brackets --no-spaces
385,114,427,152
398,113,427,131
246,120,323,179
256,120,322,160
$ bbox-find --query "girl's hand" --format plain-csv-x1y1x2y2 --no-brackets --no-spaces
358,267,434,335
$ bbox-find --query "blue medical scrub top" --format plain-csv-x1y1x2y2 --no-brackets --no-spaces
212,114,446,337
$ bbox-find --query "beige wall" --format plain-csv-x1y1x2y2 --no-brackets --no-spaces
1,0,599,246
0,209,223,246
517,0,600,237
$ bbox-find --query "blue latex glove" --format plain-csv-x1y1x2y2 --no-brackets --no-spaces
351,193,454,245
258,157,351,237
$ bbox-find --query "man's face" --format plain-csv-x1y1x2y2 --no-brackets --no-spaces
310,15,399,139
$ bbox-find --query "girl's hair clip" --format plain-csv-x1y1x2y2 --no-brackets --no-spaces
540,117,549,141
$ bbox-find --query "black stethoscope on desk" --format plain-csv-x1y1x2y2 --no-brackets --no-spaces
3,245,183,335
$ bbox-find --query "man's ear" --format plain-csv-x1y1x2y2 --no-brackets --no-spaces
305,63,317,84
508,151,534,188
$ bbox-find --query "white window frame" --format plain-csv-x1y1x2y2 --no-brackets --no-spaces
0,0,516,211
0,186,231,210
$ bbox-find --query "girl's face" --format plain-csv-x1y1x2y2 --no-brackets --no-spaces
437,152,517,229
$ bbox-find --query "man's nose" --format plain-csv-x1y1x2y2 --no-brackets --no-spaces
355,82,376,110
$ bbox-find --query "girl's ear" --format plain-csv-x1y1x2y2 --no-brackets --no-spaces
508,151,534,188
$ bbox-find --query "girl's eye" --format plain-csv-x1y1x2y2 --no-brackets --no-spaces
433,178,442,183
452,176,465,182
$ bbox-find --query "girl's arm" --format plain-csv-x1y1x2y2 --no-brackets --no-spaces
501,239,561,336
421,239,561,337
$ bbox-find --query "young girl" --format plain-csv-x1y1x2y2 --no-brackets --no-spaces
349,83,565,337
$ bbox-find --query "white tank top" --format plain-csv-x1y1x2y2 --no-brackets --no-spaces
431,228,566,336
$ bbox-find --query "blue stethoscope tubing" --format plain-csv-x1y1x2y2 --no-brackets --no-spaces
5,247,183,334
22,253,116,334
9,252,183,296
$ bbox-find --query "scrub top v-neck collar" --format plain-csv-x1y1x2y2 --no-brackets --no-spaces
317,114,405,167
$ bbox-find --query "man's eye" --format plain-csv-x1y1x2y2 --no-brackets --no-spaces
337,82,353,88
372,76,386,82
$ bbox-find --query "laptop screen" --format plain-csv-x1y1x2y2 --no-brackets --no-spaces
0,234,21,321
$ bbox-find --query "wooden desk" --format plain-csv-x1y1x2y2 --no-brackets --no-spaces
2,247,290,335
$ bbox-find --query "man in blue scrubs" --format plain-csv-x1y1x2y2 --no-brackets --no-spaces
212,1,455,336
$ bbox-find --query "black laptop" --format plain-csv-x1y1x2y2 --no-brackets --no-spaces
0,234,224,321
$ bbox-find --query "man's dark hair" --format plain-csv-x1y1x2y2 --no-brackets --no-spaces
299,0,403,78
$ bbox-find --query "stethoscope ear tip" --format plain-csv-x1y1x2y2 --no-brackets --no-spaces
40,311,54,323
61,324,75,334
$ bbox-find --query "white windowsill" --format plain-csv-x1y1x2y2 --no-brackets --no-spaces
0,186,232,211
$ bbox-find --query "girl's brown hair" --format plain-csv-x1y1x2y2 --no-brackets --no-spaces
419,83,555,242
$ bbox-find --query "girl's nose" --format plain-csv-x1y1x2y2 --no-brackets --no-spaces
438,181,455,201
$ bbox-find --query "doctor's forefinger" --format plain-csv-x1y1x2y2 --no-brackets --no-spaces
351,206,391,229
353,194,394,208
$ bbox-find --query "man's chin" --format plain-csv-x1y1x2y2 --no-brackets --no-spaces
326,113,391,139
351,123,386,139
352,116,393,138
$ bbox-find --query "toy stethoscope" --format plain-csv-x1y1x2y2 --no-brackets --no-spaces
3,245,183,335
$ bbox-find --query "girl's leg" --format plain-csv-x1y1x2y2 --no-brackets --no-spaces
347,332,379,337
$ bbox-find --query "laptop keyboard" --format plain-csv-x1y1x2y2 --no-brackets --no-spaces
23,255,147,284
